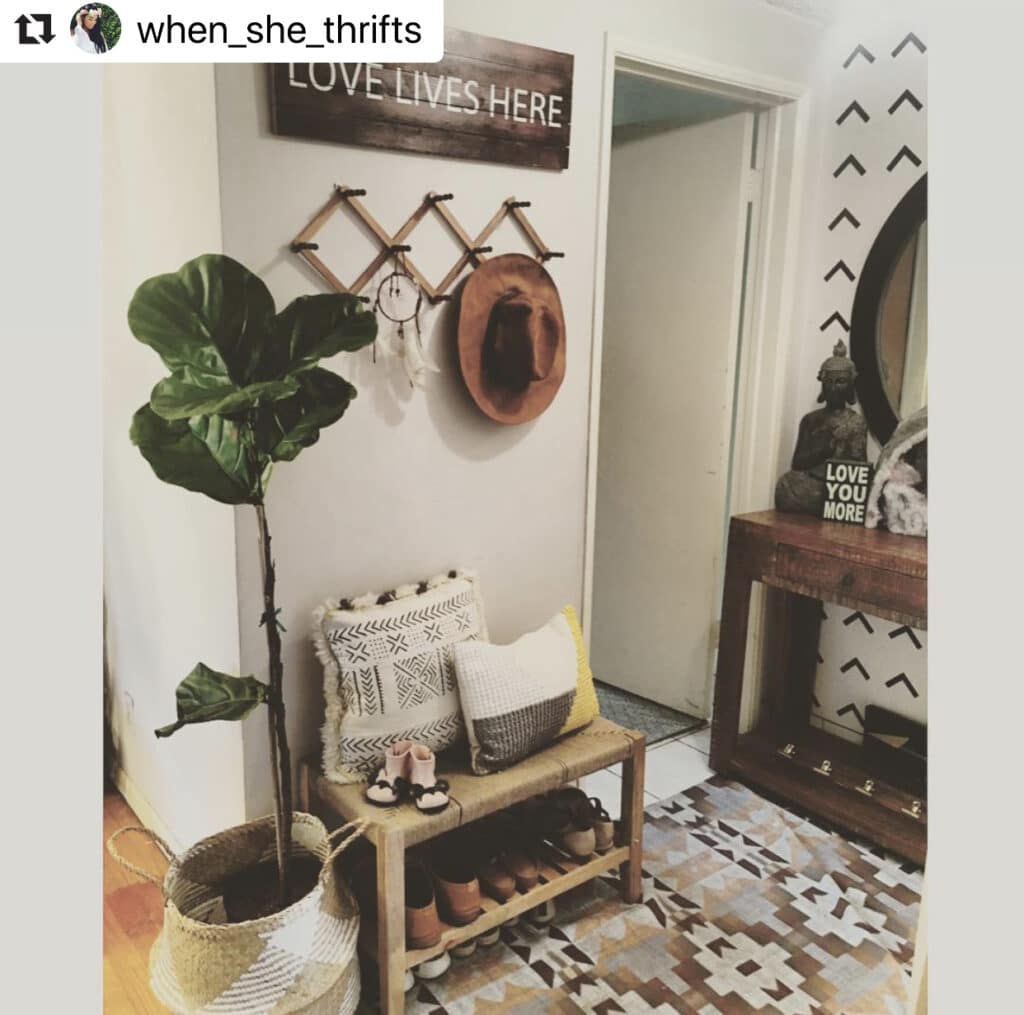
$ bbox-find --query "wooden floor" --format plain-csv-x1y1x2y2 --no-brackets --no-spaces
103,789,169,1014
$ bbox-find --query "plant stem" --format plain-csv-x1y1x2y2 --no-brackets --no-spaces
255,501,292,906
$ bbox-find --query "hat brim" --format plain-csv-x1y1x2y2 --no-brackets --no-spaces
457,254,566,425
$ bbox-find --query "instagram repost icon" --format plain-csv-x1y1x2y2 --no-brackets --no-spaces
70,5,121,53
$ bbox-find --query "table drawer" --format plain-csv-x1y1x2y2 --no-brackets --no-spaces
776,543,926,620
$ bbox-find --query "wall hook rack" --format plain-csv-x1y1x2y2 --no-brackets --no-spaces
290,186,565,305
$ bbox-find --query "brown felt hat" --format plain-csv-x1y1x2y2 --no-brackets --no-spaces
457,254,566,425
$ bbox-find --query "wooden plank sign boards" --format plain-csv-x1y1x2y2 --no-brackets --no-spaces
269,28,573,169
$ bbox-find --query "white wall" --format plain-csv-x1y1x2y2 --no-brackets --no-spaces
213,0,826,817
103,65,246,848
782,0,928,743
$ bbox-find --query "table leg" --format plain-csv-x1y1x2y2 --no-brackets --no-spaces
619,737,646,904
376,828,406,1013
710,548,754,771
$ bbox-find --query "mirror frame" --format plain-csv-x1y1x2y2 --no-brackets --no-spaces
850,174,928,444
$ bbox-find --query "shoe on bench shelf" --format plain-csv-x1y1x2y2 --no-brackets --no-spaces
405,860,443,950
430,843,483,926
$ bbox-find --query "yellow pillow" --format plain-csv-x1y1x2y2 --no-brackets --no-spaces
557,605,600,735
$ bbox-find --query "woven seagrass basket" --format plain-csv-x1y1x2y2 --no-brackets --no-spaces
108,813,367,1015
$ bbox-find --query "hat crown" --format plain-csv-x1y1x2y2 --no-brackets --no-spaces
484,291,559,392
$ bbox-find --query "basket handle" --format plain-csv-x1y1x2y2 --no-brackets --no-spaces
106,825,176,891
319,818,370,885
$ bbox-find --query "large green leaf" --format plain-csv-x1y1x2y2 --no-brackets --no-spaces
130,404,261,504
187,414,270,500
155,663,269,738
128,255,275,384
254,368,358,462
263,294,377,377
150,368,299,420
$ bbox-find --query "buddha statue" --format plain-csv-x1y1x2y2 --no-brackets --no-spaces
775,340,868,515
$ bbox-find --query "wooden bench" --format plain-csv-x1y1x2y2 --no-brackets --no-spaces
299,717,646,1013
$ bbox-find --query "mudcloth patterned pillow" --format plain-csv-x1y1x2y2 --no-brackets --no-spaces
453,606,600,775
313,570,488,784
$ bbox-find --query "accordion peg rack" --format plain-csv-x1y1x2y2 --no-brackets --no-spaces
290,185,565,305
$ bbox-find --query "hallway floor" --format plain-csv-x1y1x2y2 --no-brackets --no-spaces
581,723,713,820
102,724,715,1013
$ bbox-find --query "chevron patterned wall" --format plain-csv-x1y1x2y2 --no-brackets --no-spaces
803,15,927,743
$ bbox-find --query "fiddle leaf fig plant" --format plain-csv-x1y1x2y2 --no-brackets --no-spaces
129,254,376,906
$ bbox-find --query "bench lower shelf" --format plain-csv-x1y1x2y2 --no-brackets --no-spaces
400,844,631,968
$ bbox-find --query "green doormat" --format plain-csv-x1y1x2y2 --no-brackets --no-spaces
404,778,921,1014
594,681,704,745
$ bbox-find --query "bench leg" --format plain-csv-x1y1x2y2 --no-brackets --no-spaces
376,828,406,1013
619,737,646,903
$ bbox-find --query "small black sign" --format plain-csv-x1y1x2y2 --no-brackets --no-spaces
821,459,872,525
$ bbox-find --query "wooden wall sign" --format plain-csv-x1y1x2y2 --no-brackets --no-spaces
821,459,873,525
269,28,573,170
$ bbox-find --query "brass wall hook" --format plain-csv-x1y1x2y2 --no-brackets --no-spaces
813,759,833,776
856,779,875,797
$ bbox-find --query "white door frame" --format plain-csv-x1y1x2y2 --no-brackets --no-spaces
582,34,812,722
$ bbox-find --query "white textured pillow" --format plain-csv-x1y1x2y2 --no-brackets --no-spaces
453,612,579,774
313,570,488,784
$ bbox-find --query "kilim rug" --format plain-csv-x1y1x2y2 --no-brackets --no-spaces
402,778,922,1014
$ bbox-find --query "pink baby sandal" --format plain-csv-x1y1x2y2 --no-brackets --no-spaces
408,744,450,814
365,740,413,806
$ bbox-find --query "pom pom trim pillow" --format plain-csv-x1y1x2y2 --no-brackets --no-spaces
453,606,599,775
313,570,488,784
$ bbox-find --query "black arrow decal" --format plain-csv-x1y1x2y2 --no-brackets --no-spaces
33,13,54,42
892,32,926,58
837,100,870,125
834,154,867,178
816,652,824,665
843,611,874,633
837,703,866,727
844,44,876,68
15,14,39,44
885,672,920,698
889,89,923,115
887,145,922,172
889,625,923,649
829,208,861,231
841,657,870,680
820,311,850,333
825,260,856,282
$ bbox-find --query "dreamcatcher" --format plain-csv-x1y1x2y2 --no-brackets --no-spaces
372,253,439,390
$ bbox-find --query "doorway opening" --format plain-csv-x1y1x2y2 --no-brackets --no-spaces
584,48,807,744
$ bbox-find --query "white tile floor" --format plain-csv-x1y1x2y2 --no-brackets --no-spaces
579,724,714,821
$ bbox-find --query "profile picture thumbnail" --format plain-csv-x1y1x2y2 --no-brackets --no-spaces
70,5,122,54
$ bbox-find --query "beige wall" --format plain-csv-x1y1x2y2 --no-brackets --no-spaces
103,64,246,847
212,0,825,817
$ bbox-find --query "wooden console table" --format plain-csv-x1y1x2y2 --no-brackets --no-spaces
710,511,927,864
300,717,645,1013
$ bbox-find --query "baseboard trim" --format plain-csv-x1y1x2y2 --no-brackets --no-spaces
111,764,183,857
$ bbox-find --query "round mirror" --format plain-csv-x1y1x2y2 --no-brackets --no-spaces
850,175,927,443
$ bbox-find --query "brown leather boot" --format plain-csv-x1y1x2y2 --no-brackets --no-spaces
405,861,442,949
431,850,482,926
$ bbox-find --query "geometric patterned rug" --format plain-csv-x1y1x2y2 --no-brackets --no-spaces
403,778,922,1014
